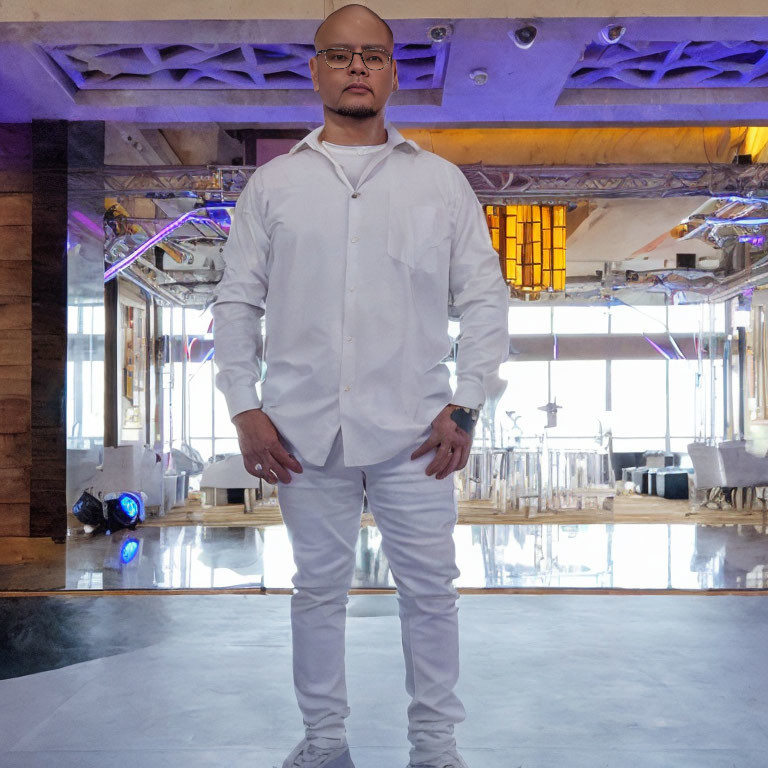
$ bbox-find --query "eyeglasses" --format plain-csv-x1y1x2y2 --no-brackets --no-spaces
315,48,392,70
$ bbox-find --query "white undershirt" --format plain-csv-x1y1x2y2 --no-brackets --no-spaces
321,140,388,188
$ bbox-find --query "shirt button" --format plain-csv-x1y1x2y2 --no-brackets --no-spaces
350,236,359,243
348,287,355,292
344,385,351,391
346,336,353,342
351,192,359,198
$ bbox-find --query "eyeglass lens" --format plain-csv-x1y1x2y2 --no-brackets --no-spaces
325,49,388,69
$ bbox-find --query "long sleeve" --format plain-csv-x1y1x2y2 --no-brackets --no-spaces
212,173,270,420
448,168,510,410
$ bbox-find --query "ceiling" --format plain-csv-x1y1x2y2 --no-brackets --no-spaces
2,14,768,125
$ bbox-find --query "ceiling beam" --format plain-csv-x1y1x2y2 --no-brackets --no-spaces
3,0,768,23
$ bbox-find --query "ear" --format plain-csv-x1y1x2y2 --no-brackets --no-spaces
391,58,399,92
309,55,319,92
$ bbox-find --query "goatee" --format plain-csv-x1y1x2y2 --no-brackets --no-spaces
329,104,379,120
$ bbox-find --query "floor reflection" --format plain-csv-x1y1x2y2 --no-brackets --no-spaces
4,522,768,592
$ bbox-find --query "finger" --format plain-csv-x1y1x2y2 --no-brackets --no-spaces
436,445,463,479
425,443,453,476
411,435,438,460
262,456,292,484
456,442,470,472
269,441,303,473
242,454,266,479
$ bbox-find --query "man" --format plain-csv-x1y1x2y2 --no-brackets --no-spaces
212,5,509,768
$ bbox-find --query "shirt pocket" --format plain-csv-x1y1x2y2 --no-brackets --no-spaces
387,201,451,273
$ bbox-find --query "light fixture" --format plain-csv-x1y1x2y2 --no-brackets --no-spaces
509,24,537,50
104,491,145,531
485,204,567,294
72,491,106,528
599,24,626,45
73,490,146,534
469,68,488,85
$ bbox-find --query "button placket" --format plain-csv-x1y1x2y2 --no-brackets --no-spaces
340,190,360,400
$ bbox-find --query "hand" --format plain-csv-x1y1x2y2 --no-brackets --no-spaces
232,408,303,484
410,405,474,479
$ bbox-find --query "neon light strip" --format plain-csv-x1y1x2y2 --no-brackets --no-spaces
104,209,199,282
643,335,673,360
723,196,768,206
667,334,686,360
706,217,768,227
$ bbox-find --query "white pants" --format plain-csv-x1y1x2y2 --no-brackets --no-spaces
277,425,466,765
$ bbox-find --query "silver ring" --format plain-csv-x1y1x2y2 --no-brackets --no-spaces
255,463,263,471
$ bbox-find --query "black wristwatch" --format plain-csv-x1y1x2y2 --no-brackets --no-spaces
449,404,480,433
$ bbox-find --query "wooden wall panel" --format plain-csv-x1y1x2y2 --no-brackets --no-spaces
0,124,32,539
0,467,30,503
0,433,31,467
0,226,32,260
0,507,29,536
0,297,31,331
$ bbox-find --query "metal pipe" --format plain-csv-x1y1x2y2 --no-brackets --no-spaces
738,326,746,440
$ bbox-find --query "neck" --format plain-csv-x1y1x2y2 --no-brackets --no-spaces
319,109,387,146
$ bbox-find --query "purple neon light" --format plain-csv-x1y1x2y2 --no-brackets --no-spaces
707,216,768,227
104,209,200,282
643,335,673,360
71,210,104,238
667,334,686,360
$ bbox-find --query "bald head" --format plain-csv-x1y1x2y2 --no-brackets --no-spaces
314,3,394,50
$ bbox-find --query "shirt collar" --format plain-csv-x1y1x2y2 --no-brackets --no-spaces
288,121,420,156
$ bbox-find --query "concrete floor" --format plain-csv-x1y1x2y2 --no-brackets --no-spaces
1,594,767,767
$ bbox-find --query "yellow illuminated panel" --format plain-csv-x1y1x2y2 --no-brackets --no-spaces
484,203,567,293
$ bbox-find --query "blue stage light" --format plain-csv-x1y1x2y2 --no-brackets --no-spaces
104,491,146,530
119,494,139,520
121,538,140,564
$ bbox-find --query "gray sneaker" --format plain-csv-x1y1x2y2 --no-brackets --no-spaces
406,750,469,768
281,737,355,768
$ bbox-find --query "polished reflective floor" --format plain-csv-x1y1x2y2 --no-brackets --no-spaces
3,522,768,592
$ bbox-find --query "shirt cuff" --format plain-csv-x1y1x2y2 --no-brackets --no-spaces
224,385,262,421
451,381,485,411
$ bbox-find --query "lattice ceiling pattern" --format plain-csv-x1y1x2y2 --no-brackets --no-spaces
42,42,448,90
567,40,768,89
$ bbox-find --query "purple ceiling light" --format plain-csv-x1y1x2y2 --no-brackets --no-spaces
104,209,200,282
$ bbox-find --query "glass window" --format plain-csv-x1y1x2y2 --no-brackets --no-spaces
508,305,551,335
90,305,105,336
68,306,79,333
213,438,240,457
611,360,667,439
552,306,609,335
609,304,667,334
188,357,213,441
548,361,606,439
185,307,214,336
190,438,214,465
669,360,698,438
496,360,550,437
667,304,705,334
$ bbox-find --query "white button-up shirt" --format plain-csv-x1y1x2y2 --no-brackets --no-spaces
212,121,509,467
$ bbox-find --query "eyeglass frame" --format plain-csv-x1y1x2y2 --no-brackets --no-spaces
315,47,393,70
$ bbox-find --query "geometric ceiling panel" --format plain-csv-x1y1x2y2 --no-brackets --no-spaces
566,40,768,89
40,41,449,90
